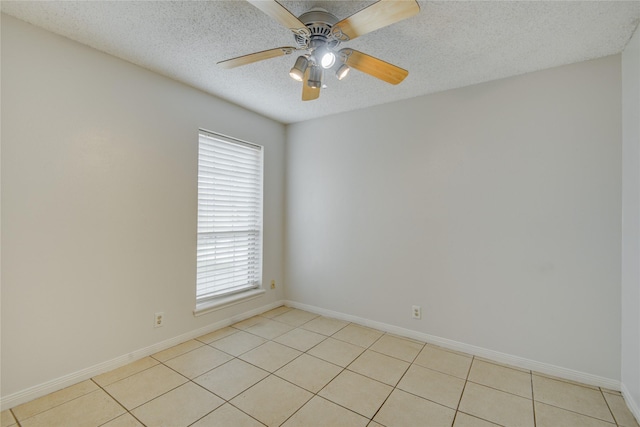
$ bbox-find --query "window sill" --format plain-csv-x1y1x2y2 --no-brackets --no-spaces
193,288,266,317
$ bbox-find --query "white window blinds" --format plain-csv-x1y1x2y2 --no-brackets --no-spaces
196,131,263,303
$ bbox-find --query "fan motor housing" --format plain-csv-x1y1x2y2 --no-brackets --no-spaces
295,8,340,49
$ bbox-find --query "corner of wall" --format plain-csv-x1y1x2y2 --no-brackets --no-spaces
621,21,640,424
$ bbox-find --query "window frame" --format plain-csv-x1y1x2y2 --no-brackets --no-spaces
194,129,265,316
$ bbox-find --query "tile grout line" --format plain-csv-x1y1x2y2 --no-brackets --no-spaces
90,377,148,427
223,399,269,426
184,379,234,426
274,392,315,426
309,324,386,424
366,339,427,425
222,373,277,424
10,308,627,426
9,408,21,427
118,358,210,424
294,324,408,424
233,317,356,426
364,331,415,426
531,370,537,427
10,384,106,426
90,360,174,426
535,399,622,425
463,378,537,402
236,309,432,425
212,314,354,426
8,312,357,426
599,387,621,426
451,355,475,427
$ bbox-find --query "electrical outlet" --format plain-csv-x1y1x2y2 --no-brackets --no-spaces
154,312,164,328
412,305,422,320
270,280,276,289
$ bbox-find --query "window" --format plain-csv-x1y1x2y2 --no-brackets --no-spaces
196,130,263,309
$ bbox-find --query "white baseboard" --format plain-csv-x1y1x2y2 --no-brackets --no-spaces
3,298,624,411
284,300,621,391
0,299,284,411
621,383,640,425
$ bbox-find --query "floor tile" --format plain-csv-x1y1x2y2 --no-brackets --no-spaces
245,318,296,340
8,311,635,427
93,357,159,387
532,374,614,422
232,316,265,330
535,372,600,390
1,410,16,427
373,388,455,427
603,391,640,427
301,316,349,336
12,380,99,420
474,357,529,373
307,337,365,367
369,334,424,362
260,305,291,319
282,396,369,427
210,330,267,356
194,358,269,400
231,375,312,427
191,403,264,427
454,412,501,426
319,370,393,419
275,353,342,393
459,382,534,427
397,364,465,409
386,332,426,345
19,390,124,427
348,349,410,386
104,364,187,410
131,382,223,427
413,344,473,379
332,324,384,348
196,326,238,344
151,339,203,362
274,327,327,351
239,341,302,372
101,413,145,427
534,401,616,427
164,345,233,378
272,309,318,327
467,359,532,398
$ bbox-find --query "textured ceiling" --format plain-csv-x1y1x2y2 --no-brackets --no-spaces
2,1,639,124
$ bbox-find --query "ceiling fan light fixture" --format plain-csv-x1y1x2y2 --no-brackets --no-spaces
219,0,420,101
335,64,350,80
308,65,323,89
289,56,308,81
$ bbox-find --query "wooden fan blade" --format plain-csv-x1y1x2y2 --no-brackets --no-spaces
340,49,408,85
302,68,320,101
247,0,310,36
217,47,296,69
331,0,420,41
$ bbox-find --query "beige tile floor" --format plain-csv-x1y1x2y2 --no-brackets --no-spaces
3,306,639,427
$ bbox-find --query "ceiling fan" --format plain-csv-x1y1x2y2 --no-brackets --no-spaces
217,0,420,101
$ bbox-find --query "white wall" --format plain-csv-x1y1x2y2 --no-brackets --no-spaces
1,14,285,402
286,55,622,381
622,24,640,419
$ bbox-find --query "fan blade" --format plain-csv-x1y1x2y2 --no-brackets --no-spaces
302,68,320,101
331,0,420,41
247,0,310,36
217,47,296,69
340,49,408,85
